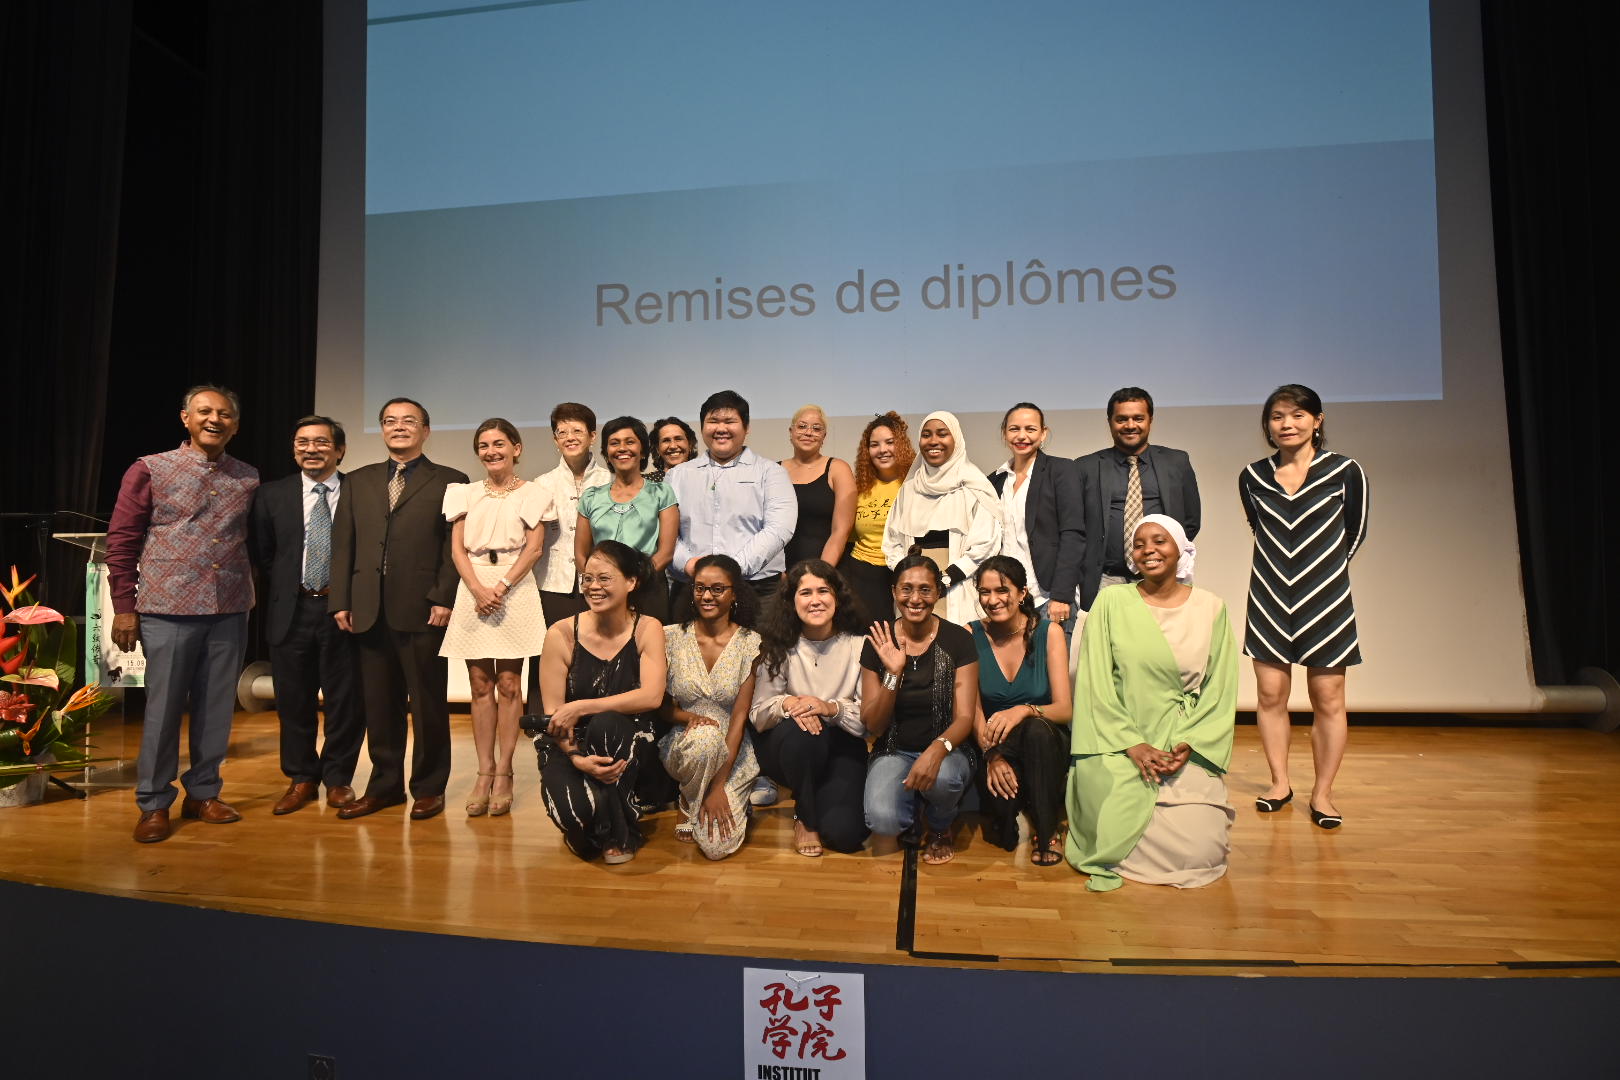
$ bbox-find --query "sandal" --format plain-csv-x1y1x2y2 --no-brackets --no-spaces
794,820,823,858
488,771,515,817
922,829,955,865
603,846,635,865
675,821,696,843
1030,829,1065,867
465,772,495,817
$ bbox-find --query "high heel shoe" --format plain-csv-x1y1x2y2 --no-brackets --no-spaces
466,772,495,817
1255,789,1293,813
488,772,515,817
1309,805,1343,830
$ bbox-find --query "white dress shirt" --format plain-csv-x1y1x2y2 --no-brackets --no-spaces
533,456,611,593
992,460,1049,606
665,447,797,582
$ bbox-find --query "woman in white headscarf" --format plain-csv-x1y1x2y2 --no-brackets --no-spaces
882,412,1002,625
1065,515,1238,892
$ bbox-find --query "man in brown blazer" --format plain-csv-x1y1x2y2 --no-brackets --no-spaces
328,396,468,820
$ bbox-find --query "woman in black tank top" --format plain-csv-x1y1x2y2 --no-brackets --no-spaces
781,404,856,569
534,540,669,863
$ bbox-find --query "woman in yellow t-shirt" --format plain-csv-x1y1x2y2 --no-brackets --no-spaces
840,411,913,625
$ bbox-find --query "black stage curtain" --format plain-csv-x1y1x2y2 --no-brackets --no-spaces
1,1,321,624
1481,1,1618,684
0,1,133,609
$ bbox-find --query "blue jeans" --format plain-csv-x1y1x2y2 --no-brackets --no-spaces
864,748,971,835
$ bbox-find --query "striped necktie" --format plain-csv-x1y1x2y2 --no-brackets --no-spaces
305,482,331,590
1123,455,1143,556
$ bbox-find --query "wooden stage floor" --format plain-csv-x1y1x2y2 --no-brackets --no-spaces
4,713,1618,979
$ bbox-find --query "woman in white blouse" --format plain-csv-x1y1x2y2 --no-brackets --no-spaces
748,559,869,857
883,411,1002,624
439,419,550,817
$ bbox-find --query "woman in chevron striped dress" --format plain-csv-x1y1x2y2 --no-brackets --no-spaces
1238,385,1368,830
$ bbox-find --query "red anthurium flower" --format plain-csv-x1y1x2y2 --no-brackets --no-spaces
8,667,60,690
0,634,23,675
3,604,64,626
0,691,30,726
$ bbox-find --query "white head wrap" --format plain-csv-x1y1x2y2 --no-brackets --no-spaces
1125,513,1195,583
888,411,1000,537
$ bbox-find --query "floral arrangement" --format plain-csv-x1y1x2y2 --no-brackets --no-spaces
0,567,113,790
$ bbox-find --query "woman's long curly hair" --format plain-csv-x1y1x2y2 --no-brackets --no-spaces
853,411,915,495
756,559,869,679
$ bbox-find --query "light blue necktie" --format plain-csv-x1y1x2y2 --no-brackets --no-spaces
305,482,331,590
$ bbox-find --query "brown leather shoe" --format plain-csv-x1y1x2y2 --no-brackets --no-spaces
409,794,445,820
325,784,357,809
272,781,319,815
133,809,171,843
336,793,403,820
180,796,242,823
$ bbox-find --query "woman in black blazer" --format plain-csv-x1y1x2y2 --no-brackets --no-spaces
987,403,1084,630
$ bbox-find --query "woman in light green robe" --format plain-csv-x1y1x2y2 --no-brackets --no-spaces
1065,515,1237,892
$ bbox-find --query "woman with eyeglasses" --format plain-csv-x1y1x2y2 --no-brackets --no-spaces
659,554,761,859
781,404,857,571
576,416,678,624
534,540,668,864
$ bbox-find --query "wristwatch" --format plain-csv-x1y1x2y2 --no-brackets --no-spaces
935,736,953,752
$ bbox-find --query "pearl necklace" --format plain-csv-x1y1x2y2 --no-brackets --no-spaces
483,475,521,499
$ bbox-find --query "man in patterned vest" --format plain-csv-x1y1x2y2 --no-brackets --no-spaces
108,385,260,843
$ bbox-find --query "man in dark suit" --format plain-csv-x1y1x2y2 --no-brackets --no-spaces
1074,387,1201,612
248,415,364,815
329,397,467,821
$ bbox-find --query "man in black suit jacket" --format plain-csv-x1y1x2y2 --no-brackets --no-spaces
248,415,364,815
1074,387,1201,611
329,397,468,821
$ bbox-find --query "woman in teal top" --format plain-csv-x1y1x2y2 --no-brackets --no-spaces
576,416,679,623
1066,515,1237,892
968,557,1072,865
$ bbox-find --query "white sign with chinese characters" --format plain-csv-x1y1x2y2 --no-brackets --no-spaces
742,968,865,1080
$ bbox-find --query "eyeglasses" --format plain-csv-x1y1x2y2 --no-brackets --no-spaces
896,584,937,599
294,438,335,449
692,584,734,597
382,417,423,429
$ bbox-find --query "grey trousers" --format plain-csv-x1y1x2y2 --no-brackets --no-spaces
135,612,248,811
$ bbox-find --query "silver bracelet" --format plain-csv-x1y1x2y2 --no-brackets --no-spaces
880,670,901,691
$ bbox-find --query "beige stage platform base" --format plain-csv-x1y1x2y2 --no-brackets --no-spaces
3,714,1617,979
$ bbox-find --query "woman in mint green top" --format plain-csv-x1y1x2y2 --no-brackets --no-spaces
1066,515,1237,892
576,416,679,623
968,556,1072,865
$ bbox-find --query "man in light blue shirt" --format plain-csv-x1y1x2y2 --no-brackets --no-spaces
666,389,797,613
